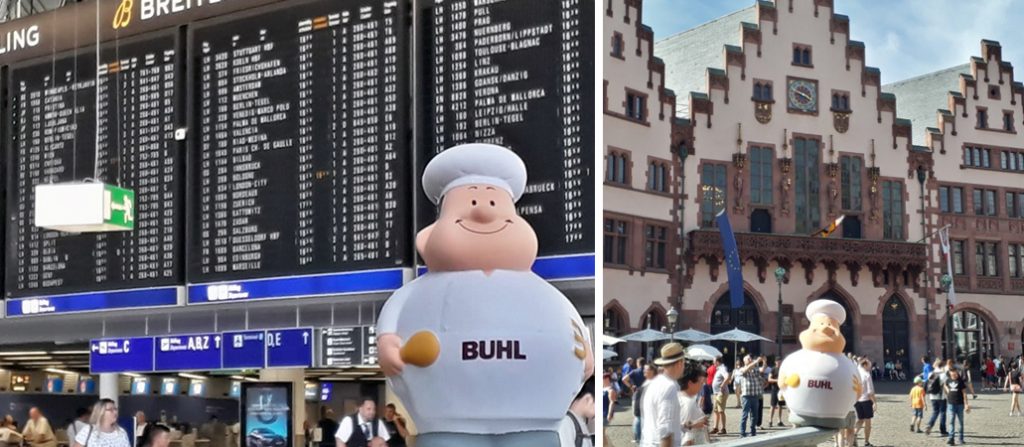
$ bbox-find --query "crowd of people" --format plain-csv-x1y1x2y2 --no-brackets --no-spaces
606,348,1024,447
0,402,178,447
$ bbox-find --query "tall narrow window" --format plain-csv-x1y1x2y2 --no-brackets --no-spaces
647,161,668,193
939,186,950,213
626,92,646,120
840,155,862,210
604,219,629,265
644,225,667,269
975,241,998,277
1011,244,1020,278
1005,112,1015,131
610,32,624,58
701,164,727,227
952,187,964,214
1019,192,1024,218
1011,152,1019,171
1002,152,1009,170
952,240,965,275
794,138,821,234
973,189,984,215
882,181,904,240
1007,192,1017,218
606,152,629,185
977,108,988,129
983,149,991,168
749,147,773,204
985,189,997,216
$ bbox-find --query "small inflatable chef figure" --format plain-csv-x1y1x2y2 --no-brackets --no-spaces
778,299,860,429
376,143,595,447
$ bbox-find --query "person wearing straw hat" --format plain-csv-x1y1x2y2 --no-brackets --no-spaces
376,143,593,447
639,343,686,447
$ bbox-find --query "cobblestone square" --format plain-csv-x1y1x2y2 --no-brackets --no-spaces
606,382,1024,446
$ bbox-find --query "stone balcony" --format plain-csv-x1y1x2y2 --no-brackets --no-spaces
686,229,927,287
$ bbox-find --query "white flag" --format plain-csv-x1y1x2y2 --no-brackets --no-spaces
937,226,956,304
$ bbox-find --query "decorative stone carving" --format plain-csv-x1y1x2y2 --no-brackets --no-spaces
755,101,772,124
868,167,880,222
845,261,861,286
779,158,792,216
733,153,746,213
825,162,839,217
833,111,850,133
799,259,816,285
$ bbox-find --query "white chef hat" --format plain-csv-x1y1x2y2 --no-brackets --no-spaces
422,143,527,205
805,299,846,325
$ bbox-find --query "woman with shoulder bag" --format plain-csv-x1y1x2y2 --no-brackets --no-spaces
74,399,131,447
1005,365,1023,416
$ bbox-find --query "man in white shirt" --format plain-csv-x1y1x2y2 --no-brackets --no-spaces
679,364,709,445
640,343,686,447
854,359,876,447
558,378,595,447
709,358,730,435
65,409,89,446
335,399,390,447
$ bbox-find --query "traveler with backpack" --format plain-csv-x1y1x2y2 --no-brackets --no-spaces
925,359,948,436
558,377,595,447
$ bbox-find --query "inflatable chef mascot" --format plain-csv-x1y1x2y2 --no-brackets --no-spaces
376,143,595,447
778,299,860,429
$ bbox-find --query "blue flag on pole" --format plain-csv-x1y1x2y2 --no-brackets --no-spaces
716,209,745,309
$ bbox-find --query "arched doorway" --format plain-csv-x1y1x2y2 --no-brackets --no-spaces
882,295,910,377
604,306,628,365
640,309,668,361
942,310,996,369
710,293,761,368
818,291,856,354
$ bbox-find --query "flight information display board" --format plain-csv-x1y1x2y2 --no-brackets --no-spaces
422,0,594,256
188,0,410,283
5,32,184,298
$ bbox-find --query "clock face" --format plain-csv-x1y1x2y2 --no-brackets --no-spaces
788,79,817,113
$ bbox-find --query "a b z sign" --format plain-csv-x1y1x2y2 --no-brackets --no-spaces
113,0,237,29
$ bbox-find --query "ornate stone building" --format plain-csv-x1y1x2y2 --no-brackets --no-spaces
602,0,687,361
888,40,1024,363
649,0,932,368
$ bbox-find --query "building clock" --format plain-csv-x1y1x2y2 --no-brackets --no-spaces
787,78,818,113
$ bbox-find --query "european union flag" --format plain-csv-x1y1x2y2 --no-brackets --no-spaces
716,209,744,309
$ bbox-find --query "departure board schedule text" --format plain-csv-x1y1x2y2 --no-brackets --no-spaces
190,0,410,283
423,0,594,256
6,33,183,298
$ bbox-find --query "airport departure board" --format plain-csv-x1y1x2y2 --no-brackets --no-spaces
5,32,184,298
188,0,410,282
423,0,594,256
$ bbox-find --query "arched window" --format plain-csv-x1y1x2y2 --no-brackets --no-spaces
882,295,910,375
942,309,996,368
604,306,628,362
710,293,761,367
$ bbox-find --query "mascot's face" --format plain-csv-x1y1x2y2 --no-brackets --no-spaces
799,314,846,353
416,184,537,272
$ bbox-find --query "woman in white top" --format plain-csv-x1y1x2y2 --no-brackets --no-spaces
74,399,131,447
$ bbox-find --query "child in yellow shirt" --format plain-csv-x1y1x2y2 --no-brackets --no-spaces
909,376,926,432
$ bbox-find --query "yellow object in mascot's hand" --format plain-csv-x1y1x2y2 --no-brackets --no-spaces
376,143,595,447
777,299,859,429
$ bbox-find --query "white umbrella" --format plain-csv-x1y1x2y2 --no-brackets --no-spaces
674,328,713,343
603,349,618,360
602,334,626,345
620,328,673,342
709,328,772,363
686,344,723,361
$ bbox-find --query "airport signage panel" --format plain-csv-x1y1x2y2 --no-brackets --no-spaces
222,330,267,369
154,333,223,371
90,337,155,373
266,328,314,368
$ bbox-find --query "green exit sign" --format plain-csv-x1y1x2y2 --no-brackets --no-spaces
103,184,135,230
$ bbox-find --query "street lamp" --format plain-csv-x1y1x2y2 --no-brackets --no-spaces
667,306,679,332
775,266,787,359
940,274,953,360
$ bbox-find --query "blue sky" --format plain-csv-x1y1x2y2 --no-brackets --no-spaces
643,0,1023,84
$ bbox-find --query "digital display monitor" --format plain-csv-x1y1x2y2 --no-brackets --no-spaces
241,382,293,447
161,378,180,395
132,378,151,395
189,381,206,397
78,377,96,394
46,377,64,393
230,381,242,398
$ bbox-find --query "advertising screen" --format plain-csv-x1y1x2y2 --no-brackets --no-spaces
46,377,64,393
241,382,292,447
131,378,151,395
78,377,96,394
161,378,181,395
